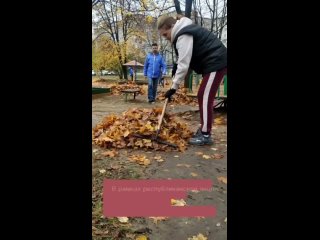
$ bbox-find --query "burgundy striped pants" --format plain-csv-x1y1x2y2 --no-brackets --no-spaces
198,68,227,134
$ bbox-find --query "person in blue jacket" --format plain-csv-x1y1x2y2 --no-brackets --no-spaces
143,43,167,103
128,67,134,81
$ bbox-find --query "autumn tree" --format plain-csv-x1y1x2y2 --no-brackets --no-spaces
93,0,226,81
136,0,175,65
93,0,146,79
92,36,119,77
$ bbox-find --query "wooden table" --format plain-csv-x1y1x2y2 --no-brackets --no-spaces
121,89,140,102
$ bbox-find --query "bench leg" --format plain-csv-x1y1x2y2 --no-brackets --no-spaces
125,93,128,102
133,92,136,99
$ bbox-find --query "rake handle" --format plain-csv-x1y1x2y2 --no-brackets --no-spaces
156,98,169,135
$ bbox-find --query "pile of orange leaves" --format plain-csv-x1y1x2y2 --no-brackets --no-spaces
157,88,198,106
109,82,145,95
92,108,192,151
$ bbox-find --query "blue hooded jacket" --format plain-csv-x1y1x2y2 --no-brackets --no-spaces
129,67,133,76
143,53,167,78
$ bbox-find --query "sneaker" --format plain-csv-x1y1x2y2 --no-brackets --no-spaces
189,130,213,145
149,100,155,104
192,128,202,137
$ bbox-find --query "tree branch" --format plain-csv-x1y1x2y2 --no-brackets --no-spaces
92,31,108,42
92,0,100,7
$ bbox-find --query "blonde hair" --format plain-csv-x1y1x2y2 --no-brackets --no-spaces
157,15,182,30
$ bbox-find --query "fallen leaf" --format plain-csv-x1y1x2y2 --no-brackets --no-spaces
99,169,106,174
109,165,120,170
224,217,227,223
149,217,167,224
195,152,203,155
211,148,218,151
214,120,223,124
212,154,224,159
202,155,211,159
174,155,179,158
216,222,221,227
129,154,151,166
93,149,98,153
143,159,151,165
123,130,130,137
117,217,129,223
92,226,103,235
187,233,208,240
135,235,147,240
191,190,199,193
154,156,164,162
171,199,187,206
217,176,227,184
191,172,198,177
102,136,114,142
102,150,117,157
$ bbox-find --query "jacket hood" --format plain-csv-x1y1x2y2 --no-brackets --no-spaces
171,17,193,43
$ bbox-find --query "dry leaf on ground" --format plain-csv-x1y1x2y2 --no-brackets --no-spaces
217,176,227,184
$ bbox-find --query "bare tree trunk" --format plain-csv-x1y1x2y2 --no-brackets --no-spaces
185,0,193,18
197,0,204,27
193,0,198,24
92,0,100,7
218,0,227,40
215,0,218,34
205,0,215,32
123,44,128,80
122,65,127,80
173,0,182,14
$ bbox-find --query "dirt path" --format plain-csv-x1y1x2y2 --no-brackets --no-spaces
92,92,227,240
